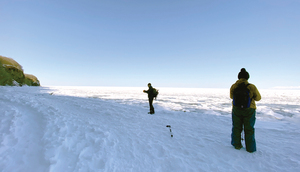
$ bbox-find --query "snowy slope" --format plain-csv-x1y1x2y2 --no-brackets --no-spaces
0,86,299,172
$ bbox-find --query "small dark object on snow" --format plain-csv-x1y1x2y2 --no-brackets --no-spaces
166,125,173,137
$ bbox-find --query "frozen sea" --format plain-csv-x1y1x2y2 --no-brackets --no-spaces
0,86,299,172
50,86,300,122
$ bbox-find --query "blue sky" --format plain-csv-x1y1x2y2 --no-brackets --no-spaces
1,0,299,88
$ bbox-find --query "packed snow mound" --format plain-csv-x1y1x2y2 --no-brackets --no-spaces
0,86,299,172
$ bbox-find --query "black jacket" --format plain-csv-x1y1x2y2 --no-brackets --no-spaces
144,86,154,98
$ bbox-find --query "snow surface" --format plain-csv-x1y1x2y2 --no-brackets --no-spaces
0,86,299,172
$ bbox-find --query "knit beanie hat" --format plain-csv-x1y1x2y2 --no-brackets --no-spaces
238,68,250,80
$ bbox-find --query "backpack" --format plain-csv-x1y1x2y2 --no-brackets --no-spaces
233,83,251,108
153,88,159,99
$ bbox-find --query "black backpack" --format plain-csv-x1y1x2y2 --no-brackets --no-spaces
233,83,251,108
153,88,159,99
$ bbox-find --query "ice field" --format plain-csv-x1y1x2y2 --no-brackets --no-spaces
0,86,299,172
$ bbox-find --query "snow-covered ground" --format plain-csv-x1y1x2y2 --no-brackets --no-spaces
0,86,299,172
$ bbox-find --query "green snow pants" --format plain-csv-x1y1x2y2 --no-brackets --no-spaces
231,106,256,153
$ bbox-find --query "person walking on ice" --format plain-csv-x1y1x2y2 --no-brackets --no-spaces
230,68,261,153
143,83,158,114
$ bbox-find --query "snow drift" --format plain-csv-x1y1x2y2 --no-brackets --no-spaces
0,86,299,172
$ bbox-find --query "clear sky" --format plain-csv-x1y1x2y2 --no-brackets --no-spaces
1,0,299,88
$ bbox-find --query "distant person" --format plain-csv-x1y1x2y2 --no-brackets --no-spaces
230,68,261,153
143,83,155,114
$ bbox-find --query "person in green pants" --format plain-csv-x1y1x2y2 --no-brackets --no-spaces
230,68,261,153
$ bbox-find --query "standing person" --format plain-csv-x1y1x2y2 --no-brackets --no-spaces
230,68,261,153
143,83,155,114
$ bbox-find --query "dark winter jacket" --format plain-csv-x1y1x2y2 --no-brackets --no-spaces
144,86,154,98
